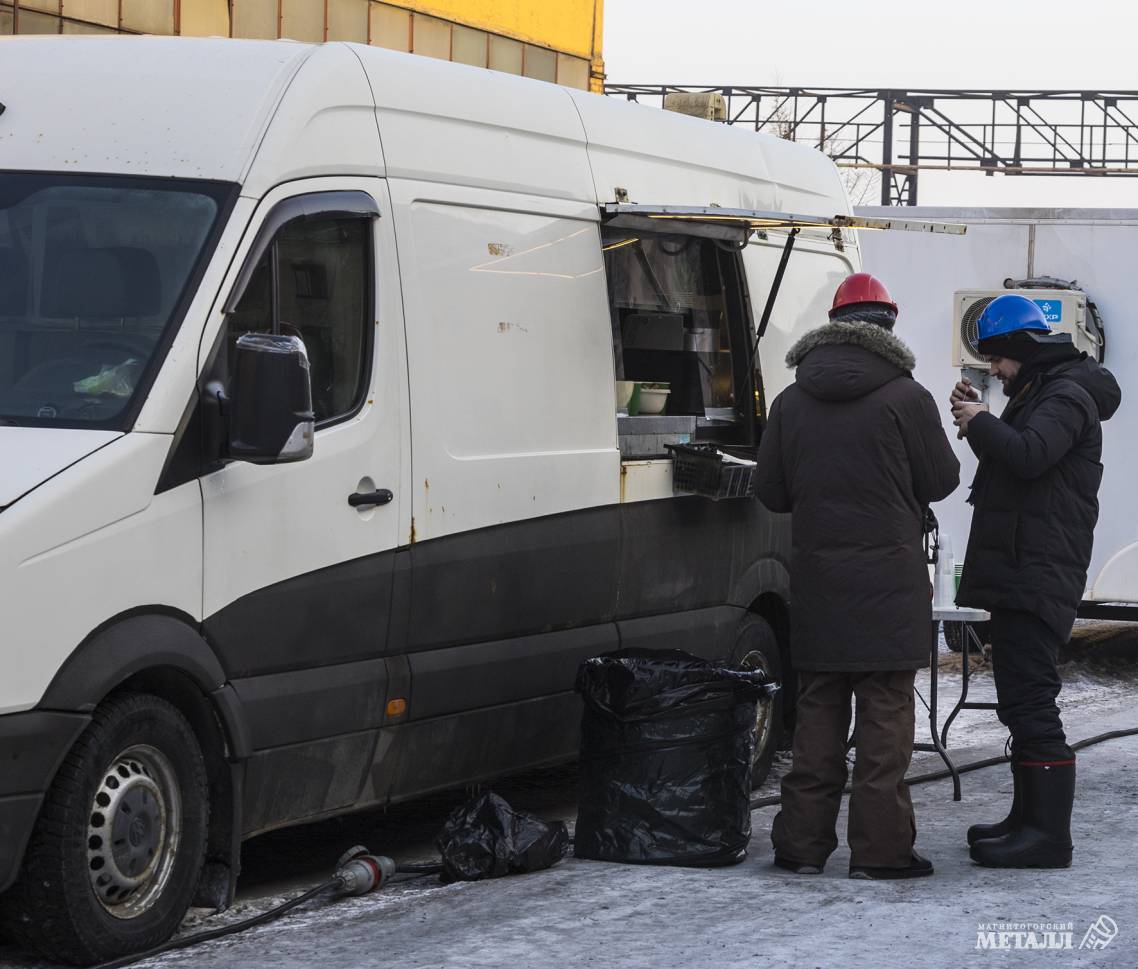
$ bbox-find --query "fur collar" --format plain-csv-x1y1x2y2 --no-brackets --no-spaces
785,320,916,372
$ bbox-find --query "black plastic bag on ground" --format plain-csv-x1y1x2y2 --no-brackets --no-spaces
436,791,570,882
574,648,777,867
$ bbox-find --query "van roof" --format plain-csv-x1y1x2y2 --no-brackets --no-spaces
0,36,848,217
0,36,311,183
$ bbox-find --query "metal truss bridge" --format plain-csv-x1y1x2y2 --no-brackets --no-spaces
604,85,1138,205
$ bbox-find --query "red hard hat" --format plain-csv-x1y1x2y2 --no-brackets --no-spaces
829,273,898,318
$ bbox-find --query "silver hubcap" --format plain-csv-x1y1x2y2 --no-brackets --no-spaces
86,745,181,919
740,650,775,760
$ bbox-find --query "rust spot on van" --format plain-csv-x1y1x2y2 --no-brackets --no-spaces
487,242,512,256
409,516,417,545
620,463,628,503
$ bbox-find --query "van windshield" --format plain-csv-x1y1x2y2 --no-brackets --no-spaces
0,174,233,429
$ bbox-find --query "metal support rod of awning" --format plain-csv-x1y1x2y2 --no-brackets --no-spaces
601,203,968,236
755,229,799,365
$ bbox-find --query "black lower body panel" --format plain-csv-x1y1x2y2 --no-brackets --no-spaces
0,710,90,893
241,729,379,837
362,693,582,807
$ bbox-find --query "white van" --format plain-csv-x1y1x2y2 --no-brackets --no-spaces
0,37,865,961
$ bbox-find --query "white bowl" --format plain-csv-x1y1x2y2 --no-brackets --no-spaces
637,388,670,415
615,380,635,410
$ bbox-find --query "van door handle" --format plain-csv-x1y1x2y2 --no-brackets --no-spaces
348,489,394,508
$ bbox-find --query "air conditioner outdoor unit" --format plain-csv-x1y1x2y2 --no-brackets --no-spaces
952,290,1099,368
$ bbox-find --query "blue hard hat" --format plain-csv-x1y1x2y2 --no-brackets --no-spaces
977,294,1052,342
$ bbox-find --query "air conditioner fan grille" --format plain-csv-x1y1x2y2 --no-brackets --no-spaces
960,296,996,360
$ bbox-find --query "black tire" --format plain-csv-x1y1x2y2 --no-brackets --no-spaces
941,620,961,652
731,613,783,789
0,693,209,965
944,621,987,654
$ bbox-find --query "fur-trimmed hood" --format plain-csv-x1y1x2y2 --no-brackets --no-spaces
786,320,916,371
786,320,917,403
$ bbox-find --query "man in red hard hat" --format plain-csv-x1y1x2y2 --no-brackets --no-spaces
756,272,959,879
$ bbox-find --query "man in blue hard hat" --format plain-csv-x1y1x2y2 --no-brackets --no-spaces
950,293,1121,869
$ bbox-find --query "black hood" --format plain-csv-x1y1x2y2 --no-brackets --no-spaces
787,320,915,403
1045,356,1122,421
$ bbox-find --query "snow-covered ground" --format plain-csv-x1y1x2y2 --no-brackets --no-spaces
2,624,1137,969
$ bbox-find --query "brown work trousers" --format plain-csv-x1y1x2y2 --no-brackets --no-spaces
771,669,917,869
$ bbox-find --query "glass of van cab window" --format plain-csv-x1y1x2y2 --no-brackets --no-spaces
226,216,370,427
0,175,229,429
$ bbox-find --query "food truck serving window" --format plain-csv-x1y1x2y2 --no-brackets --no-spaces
602,228,757,455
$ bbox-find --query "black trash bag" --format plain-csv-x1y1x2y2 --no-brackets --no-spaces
436,791,570,882
574,648,776,868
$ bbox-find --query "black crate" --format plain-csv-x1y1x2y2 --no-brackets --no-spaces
666,444,757,500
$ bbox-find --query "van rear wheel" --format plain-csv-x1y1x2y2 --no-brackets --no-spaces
732,613,783,789
0,693,208,965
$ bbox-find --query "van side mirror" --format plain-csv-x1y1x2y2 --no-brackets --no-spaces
225,333,315,464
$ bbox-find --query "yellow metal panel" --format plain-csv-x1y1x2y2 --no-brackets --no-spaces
391,0,600,60
411,13,449,59
61,0,117,26
327,0,368,42
180,0,231,36
16,9,60,31
451,23,487,67
369,2,409,50
231,0,277,39
487,33,521,75
0,6,12,33
522,43,555,82
20,0,59,13
556,52,588,91
122,0,174,34
62,16,115,31
281,0,324,41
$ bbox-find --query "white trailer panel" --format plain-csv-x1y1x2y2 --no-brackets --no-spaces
858,207,1138,604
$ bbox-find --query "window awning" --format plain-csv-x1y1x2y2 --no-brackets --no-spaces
599,204,967,358
601,203,967,241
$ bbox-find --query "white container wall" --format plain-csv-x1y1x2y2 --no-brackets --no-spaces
858,207,1138,603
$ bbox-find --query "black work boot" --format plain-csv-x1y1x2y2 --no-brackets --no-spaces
970,761,1074,869
967,764,1021,846
849,850,934,880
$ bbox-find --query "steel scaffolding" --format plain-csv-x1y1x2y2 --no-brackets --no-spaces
603,86,1138,205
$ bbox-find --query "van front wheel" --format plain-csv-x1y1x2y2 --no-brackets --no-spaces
0,693,208,965
731,613,783,789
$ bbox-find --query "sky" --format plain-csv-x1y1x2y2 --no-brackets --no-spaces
603,1,1138,207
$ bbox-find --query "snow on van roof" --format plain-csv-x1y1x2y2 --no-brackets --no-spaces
0,36,312,182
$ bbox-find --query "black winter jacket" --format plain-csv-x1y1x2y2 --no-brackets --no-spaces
956,353,1121,638
755,321,960,671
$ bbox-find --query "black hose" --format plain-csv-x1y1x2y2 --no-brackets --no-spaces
91,880,339,969
396,862,444,875
749,724,1138,811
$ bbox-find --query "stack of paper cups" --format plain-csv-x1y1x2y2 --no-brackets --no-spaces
934,534,956,608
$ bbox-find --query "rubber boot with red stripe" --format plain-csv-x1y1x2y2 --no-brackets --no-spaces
967,763,1022,847
970,761,1074,869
